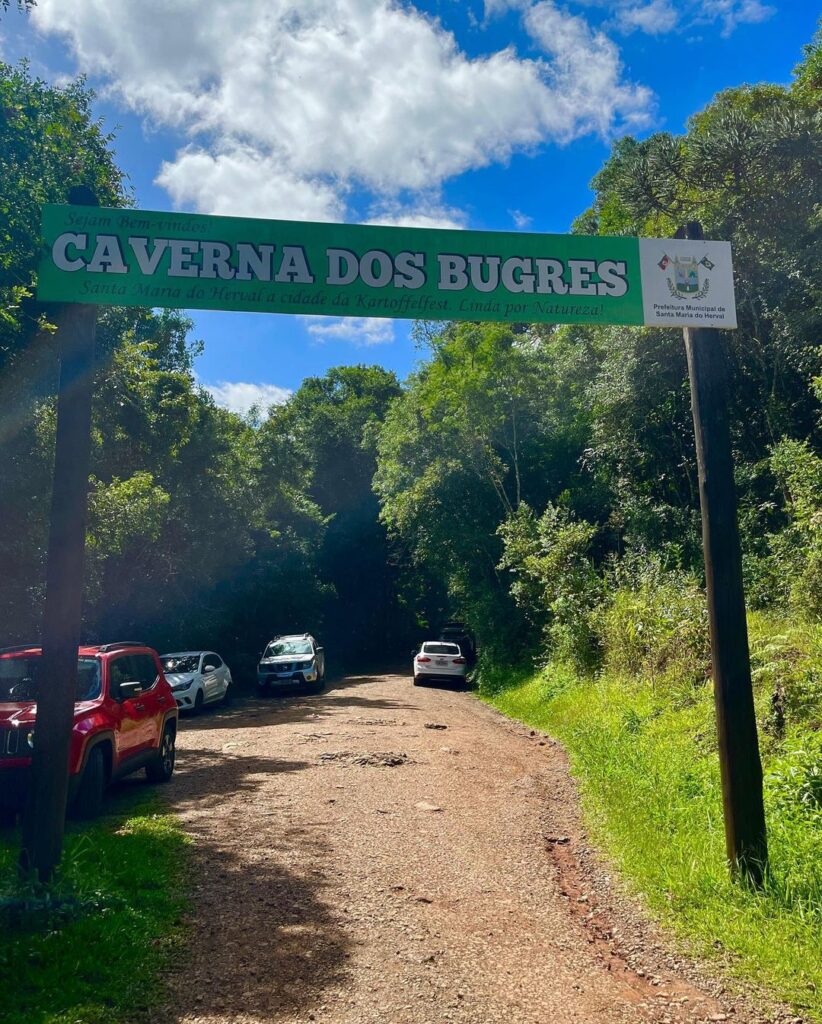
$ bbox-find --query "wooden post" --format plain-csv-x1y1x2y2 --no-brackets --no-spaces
19,189,97,883
681,221,768,884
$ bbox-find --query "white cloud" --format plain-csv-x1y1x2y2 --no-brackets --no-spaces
523,2,654,135
301,316,395,346
509,208,533,229
613,0,679,35
483,0,529,16
33,0,653,222
696,0,775,36
366,197,467,230
157,146,346,222
531,0,774,37
205,380,292,416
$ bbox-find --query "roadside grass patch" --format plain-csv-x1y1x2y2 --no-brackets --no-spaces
484,614,822,1020
0,795,189,1024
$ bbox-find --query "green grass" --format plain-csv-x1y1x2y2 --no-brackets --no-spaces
484,616,822,1020
0,797,190,1024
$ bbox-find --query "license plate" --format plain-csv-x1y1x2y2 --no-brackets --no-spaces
436,659,447,666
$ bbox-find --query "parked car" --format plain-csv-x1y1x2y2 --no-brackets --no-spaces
0,641,178,823
438,621,477,666
413,641,468,686
257,634,325,693
161,650,232,712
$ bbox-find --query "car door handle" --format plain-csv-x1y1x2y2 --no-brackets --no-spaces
157,695,168,704
135,703,146,712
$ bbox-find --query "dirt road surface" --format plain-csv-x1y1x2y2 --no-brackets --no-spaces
156,673,761,1024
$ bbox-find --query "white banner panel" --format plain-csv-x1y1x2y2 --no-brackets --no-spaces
639,238,737,329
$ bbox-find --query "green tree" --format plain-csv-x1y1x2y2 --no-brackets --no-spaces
575,80,821,458
582,324,703,567
0,65,329,663
0,63,125,374
498,503,601,669
0,64,126,642
793,18,822,109
769,439,822,617
80,317,329,664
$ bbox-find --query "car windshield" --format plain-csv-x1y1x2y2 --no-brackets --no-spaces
422,643,460,655
162,655,200,674
0,655,102,702
265,640,313,657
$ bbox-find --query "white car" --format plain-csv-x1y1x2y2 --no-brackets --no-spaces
412,641,468,686
161,651,232,712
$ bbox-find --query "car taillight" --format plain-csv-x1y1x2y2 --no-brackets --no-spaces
416,656,431,663
453,657,466,664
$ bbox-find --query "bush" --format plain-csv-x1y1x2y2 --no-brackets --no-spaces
769,439,822,620
597,556,710,689
767,735,822,824
498,503,602,672
749,613,822,735
474,653,530,697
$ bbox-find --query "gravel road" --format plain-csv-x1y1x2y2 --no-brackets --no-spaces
155,673,764,1024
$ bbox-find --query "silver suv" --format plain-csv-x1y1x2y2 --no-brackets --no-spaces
257,634,326,693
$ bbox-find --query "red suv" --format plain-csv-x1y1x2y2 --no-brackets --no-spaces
0,641,178,822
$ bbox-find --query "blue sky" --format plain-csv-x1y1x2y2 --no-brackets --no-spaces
1,1,817,413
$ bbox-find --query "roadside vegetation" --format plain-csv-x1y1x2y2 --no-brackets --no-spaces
486,609,822,1018
0,800,189,1024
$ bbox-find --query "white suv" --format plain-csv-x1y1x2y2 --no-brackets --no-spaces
161,651,232,712
413,642,467,686
257,635,325,693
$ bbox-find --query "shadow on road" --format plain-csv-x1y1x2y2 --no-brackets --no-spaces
412,678,476,693
178,674,418,733
170,845,349,1022
146,674,435,1018
151,828,350,1021
143,743,351,1021
119,749,309,816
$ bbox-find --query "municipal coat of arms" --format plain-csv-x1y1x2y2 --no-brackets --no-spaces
657,252,714,300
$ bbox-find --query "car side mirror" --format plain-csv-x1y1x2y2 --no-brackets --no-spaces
315,647,324,654
118,680,143,700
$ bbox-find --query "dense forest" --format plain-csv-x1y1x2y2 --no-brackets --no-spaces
1,26,820,690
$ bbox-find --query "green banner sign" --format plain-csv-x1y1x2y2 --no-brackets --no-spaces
37,205,737,328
